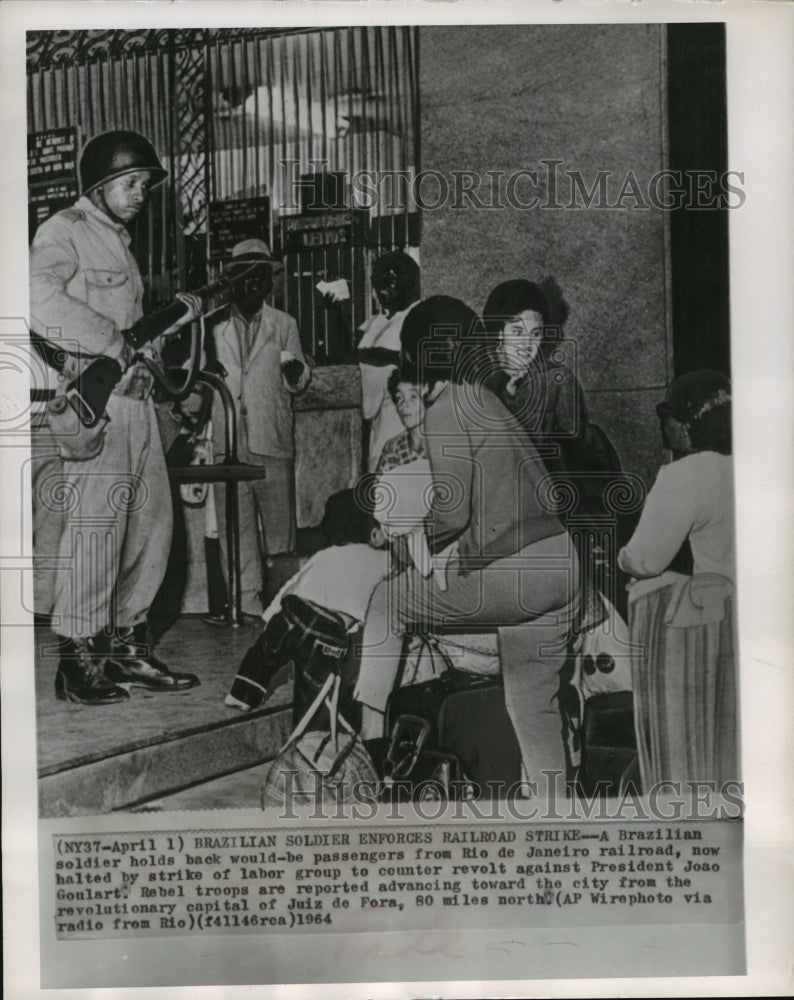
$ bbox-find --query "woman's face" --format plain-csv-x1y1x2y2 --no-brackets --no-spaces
660,414,692,458
497,309,544,375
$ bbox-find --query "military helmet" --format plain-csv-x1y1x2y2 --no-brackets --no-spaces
79,130,167,195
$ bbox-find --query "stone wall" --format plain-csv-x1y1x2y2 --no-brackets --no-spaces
418,23,672,487
294,365,362,528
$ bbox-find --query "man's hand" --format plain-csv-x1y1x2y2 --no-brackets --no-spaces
281,355,306,389
281,358,304,386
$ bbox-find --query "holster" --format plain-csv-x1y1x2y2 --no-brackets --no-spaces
40,396,108,462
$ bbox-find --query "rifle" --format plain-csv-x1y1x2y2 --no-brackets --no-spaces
30,263,260,427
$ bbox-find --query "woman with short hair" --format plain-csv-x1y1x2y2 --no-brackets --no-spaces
355,296,581,786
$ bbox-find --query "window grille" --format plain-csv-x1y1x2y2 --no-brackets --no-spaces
27,27,421,362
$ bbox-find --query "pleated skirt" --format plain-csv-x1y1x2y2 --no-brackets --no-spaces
629,581,739,789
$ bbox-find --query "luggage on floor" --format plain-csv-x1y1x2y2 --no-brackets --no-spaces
578,690,639,796
262,672,377,810
385,669,522,798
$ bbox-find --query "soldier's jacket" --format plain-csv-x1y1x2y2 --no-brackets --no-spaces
29,195,157,400
30,194,144,358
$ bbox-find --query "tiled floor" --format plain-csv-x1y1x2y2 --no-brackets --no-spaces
35,616,290,771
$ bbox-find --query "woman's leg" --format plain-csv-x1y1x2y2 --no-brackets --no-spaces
356,531,579,736
499,597,579,787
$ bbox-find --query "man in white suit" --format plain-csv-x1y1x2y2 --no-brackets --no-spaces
209,239,311,619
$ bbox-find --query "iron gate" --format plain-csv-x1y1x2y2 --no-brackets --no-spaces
27,27,420,363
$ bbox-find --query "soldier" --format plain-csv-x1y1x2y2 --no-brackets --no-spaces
30,129,200,704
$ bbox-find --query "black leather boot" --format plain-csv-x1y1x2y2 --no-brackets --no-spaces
55,637,130,705
103,624,200,692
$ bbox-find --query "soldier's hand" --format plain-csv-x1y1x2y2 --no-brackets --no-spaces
118,340,137,371
60,420,108,461
505,372,524,397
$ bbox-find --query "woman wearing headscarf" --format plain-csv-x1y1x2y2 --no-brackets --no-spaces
354,296,581,785
618,370,737,787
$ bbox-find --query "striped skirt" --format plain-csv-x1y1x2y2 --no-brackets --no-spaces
628,573,738,789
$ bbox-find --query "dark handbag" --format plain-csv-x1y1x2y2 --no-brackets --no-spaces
386,665,522,798
578,691,639,797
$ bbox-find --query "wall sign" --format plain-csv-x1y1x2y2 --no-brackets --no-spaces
281,210,369,254
28,127,79,241
208,197,271,260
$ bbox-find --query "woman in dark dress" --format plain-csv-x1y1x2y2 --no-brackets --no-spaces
480,279,629,624
480,279,592,479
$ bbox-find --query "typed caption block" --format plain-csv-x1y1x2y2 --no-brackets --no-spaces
51,820,742,939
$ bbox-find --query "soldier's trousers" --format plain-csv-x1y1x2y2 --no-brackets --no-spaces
35,394,172,639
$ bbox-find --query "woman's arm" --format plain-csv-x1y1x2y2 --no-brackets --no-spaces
618,462,696,577
551,363,591,472
281,315,311,392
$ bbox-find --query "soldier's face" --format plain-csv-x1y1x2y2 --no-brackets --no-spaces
100,170,153,222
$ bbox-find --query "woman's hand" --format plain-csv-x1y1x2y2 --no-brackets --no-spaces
505,372,525,397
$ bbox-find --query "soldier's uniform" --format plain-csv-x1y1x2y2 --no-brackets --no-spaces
29,130,198,704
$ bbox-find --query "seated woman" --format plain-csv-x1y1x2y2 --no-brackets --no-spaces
480,279,590,478
618,370,737,788
481,278,632,626
354,295,581,785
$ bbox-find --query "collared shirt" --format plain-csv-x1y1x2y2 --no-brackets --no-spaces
375,429,426,474
30,195,144,360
